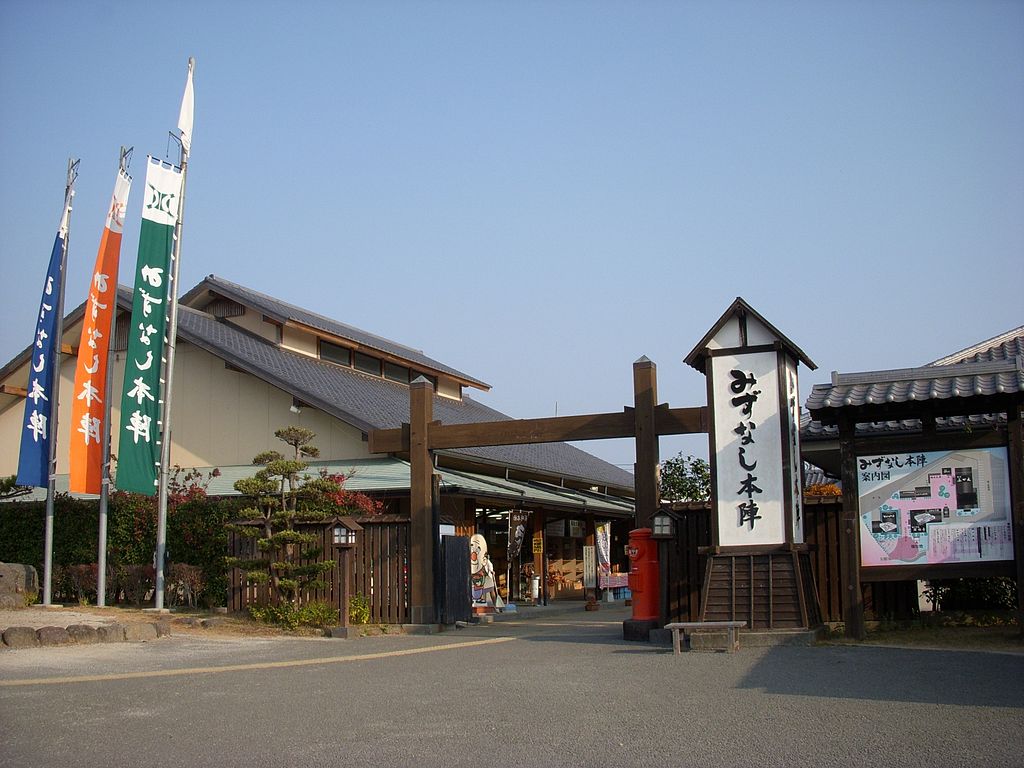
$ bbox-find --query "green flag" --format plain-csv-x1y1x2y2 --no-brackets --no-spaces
115,158,182,494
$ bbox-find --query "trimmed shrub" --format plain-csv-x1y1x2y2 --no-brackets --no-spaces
0,489,240,607
925,577,1017,611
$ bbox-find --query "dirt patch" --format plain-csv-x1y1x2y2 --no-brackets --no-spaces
823,624,1024,654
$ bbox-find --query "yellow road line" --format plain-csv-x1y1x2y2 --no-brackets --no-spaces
0,636,516,688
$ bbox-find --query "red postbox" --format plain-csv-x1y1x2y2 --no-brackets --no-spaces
626,527,659,621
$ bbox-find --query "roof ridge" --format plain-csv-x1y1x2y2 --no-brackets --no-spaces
928,324,1024,367
202,274,429,357
831,357,1022,386
191,274,489,389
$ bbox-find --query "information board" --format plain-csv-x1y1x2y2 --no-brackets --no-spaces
858,447,1013,567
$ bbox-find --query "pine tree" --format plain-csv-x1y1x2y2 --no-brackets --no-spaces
227,426,345,606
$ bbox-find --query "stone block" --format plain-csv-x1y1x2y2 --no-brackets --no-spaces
67,624,100,644
622,618,659,642
3,626,39,649
96,623,126,643
154,620,172,637
0,562,39,602
124,623,159,642
36,626,72,646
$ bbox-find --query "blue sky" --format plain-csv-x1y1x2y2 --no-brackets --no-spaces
1,1,1021,471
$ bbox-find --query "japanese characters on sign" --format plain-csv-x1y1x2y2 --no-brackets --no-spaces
712,351,786,547
115,158,182,495
730,367,763,530
16,193,73,488
69,168,131,494
858,448,1013,568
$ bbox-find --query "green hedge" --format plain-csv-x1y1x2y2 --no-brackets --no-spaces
0,491,245,607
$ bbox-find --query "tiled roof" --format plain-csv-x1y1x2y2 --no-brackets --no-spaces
928,325,1024,366
175,305,633,489
174,294,634,491
180,275,490,390
805,358,1023,412
802,324,1023,440
1,283,634,492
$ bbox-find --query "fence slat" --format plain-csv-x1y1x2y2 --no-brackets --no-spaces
660,500,918,625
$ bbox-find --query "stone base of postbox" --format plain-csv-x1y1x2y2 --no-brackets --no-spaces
623,617,661,642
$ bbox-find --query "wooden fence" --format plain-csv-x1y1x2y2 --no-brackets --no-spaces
353,515,411,625
660,498,919,624
228,524,350,616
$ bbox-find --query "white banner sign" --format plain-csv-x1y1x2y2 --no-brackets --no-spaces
712,351,785,547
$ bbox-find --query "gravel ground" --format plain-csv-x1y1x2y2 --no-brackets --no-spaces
0,606,131,629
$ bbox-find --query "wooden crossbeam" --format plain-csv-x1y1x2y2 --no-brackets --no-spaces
368,405,707,454
655,404,709,435
0,384,28,397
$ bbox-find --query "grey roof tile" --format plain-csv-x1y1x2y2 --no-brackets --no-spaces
928,325,1024,366
802,325,1023,440
181,275,489,389
175,301,635,491
805,357,1023,412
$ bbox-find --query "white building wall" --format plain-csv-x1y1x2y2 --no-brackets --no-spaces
0,339,370,478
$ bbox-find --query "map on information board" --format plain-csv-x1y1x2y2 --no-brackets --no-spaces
858,448,1013,568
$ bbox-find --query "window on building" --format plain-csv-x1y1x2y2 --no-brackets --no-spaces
354,351,381,376
320,340,352,366
383,362,410,383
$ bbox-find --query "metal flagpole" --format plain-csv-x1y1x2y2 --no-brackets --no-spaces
153,58,193,611
96,146,132,608
42,157,79,606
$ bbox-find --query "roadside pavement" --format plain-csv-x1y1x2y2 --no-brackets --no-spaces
2,603,1022,768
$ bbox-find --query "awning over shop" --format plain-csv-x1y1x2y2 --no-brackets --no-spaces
7,456,635,518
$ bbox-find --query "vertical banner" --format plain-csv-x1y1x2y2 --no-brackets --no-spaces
16,193,73,488
69,168,131,493
595,522,611,577
507,510,532,560
784,357,804,543
115,158,182,494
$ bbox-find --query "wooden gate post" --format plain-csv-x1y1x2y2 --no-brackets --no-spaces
838,416,866,639
409,377,436,625
1008,403,1024,637
633,357,660,530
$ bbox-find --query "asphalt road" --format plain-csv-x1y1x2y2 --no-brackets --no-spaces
1,605,1022,768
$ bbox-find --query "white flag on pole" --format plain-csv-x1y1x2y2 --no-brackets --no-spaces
178,58,195,153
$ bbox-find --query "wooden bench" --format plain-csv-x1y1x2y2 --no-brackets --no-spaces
664,621,747,654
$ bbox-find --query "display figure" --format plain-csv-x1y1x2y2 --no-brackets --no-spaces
470,533,497,605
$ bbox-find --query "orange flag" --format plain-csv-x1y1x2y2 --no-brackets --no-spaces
69,166,131,494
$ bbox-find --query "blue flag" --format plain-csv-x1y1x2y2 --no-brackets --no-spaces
16,222,68,488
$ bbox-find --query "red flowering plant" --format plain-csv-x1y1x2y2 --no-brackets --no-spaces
321,472,384,516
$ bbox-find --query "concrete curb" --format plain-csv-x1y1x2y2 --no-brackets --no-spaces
649,626,824,651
